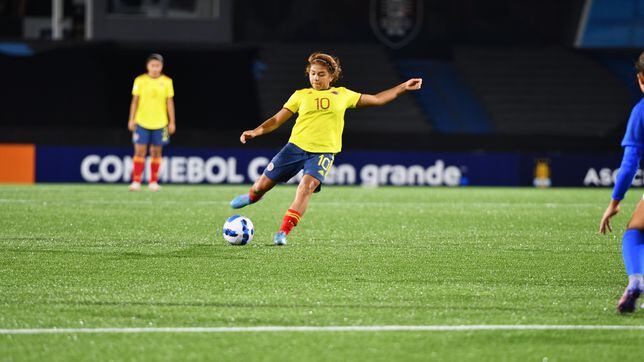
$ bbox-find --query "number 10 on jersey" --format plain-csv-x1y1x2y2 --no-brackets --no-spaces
315,97,330,110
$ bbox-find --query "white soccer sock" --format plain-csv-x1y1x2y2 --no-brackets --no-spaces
627,274,644,290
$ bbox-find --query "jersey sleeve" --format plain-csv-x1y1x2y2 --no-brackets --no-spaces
344,87,362,109
283,91,301,113
166,78,174,98
612,146,643,200
622,102,644,147
131,77,141,96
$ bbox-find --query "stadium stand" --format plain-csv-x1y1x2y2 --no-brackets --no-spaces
592,50,644,101
453,46,633,137
396,59,493,134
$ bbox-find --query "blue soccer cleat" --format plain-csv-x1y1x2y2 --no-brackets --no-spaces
274,231,287,246
617,288,641,313
230,194,251,209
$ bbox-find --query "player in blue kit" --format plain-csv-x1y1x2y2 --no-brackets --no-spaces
599,52,644,313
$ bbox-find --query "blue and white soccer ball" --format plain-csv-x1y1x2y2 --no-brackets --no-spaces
222,215,254,245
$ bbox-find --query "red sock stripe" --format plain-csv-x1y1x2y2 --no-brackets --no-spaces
280,209,302,235
286,209,301,223
285,212,301,223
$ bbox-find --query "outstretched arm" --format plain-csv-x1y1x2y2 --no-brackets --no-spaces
240,108,294,144
356,78,422,108
600,146,643,234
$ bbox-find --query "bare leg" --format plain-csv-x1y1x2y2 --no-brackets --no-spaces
230,173,277,208
288,174,320,216
274,175,321,244
149,145,162,158
134,144,147,158
252,174,278,196
627,200,644,229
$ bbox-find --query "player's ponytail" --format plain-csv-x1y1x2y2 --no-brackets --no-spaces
306,52,342,84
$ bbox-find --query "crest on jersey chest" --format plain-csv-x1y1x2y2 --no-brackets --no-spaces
370,0,423,49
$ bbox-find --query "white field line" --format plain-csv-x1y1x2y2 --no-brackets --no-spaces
1,325,644,335
0,199,599,208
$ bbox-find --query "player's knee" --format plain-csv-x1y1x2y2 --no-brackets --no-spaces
149,147,162,158
298,178,319,195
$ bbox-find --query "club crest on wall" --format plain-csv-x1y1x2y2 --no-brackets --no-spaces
370,0,423,49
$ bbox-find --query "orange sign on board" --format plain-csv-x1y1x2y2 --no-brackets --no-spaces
0,144,35,184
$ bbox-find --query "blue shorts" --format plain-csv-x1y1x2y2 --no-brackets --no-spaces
133,125,169,146
264,143,335,192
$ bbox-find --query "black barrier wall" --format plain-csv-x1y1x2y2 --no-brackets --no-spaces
0,42,260,131
0,41,634,153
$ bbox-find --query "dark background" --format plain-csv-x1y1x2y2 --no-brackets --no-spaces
0,0,641,153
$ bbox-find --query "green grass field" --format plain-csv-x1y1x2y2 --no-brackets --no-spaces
1,184,644,361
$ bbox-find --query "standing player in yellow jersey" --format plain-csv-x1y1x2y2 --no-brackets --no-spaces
127,53,176,192
230,52,422,245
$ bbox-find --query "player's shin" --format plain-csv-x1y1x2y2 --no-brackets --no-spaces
132,156,145,183
622,229,644,290
150,157,162,183
279,208,301,235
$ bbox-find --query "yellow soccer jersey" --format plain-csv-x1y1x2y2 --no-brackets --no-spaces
283,86,361,153
132,74,174,130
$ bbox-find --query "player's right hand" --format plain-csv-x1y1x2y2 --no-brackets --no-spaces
599,201,620,234
240,130,257,144
128,119,136,131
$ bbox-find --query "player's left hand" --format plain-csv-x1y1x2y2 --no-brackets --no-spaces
599,201,620,234
168,123,176,135
403,78,422,91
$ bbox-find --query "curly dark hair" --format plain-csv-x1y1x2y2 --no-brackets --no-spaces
305,52,342,84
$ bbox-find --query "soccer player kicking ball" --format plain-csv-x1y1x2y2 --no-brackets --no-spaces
600,51,644,313
128,53,176,192
230,52,422,245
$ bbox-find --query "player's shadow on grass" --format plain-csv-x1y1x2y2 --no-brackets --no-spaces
262,243,291,247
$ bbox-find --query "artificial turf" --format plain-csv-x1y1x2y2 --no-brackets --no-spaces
1,184,643,361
